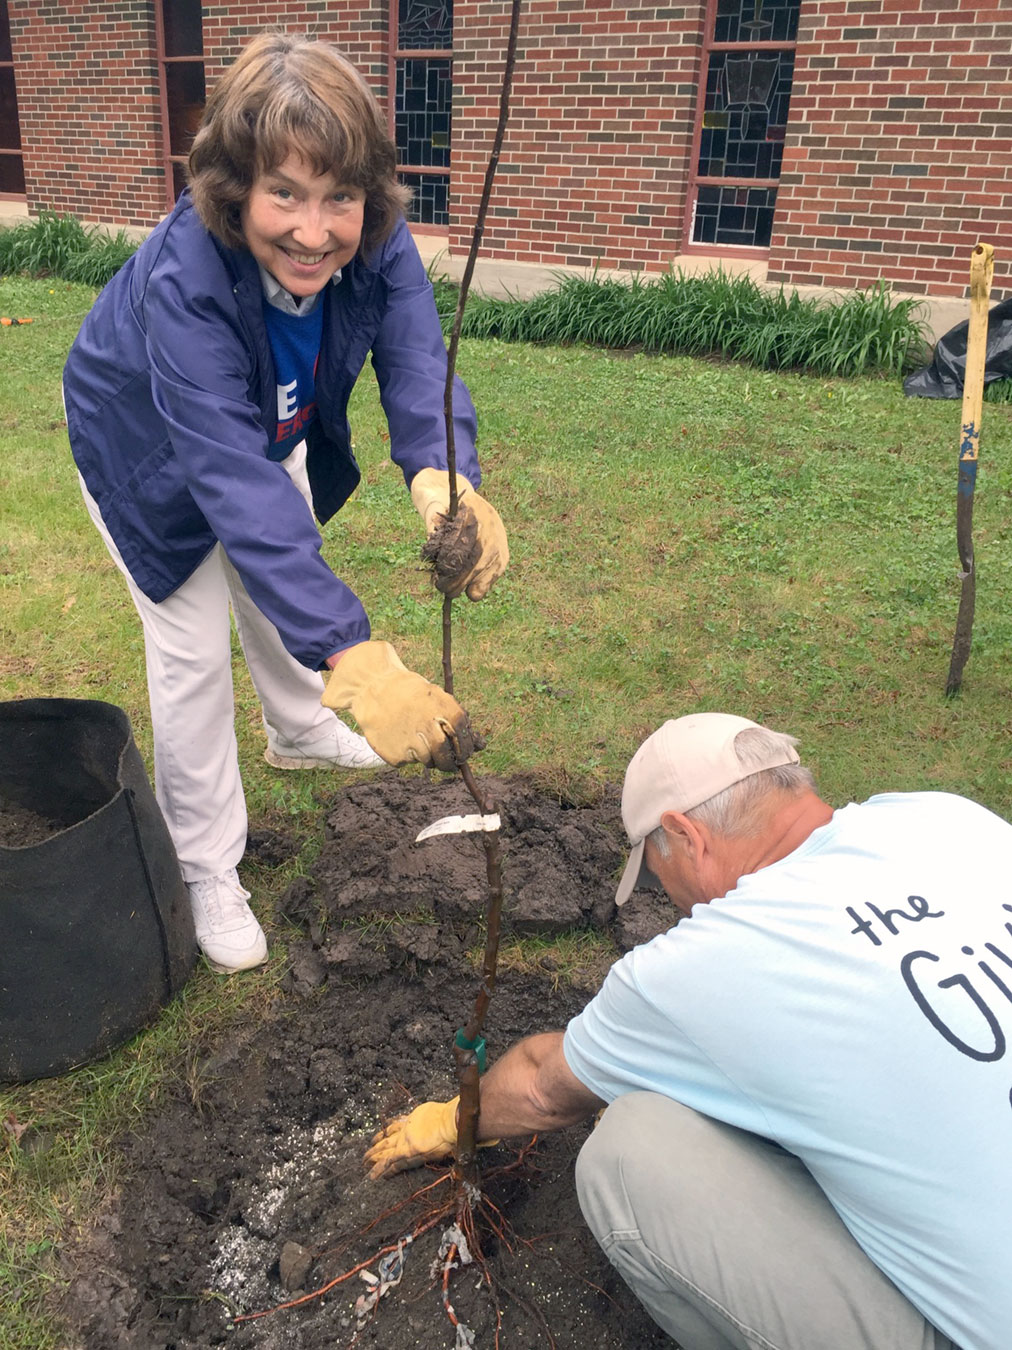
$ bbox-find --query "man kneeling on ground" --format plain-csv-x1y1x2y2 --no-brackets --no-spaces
366,712,1010,1350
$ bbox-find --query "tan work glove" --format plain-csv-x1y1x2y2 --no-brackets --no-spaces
410,467,509,600
365,1097,459,1179
365,1098,498,1180
322,640,476,772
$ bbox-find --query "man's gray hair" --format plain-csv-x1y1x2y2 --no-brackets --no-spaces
648,726,814,852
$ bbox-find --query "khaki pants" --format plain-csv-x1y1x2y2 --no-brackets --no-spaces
79,442,337,880
575,1093,959,1350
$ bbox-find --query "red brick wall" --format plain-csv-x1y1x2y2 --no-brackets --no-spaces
450,0,705,270
768,0,1012,298
9,0,165,225
8,1,1010,297
8,1,387,227
199,3,387,87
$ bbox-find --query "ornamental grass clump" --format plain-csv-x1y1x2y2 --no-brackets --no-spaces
0,211,137,287
985,378,1012,403
438,268,931,379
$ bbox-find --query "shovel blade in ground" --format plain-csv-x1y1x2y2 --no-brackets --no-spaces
415,812,501,842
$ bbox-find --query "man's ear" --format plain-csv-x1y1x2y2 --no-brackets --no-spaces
659,810,707,865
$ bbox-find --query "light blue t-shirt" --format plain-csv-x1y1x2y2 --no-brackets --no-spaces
564,792,1012,1350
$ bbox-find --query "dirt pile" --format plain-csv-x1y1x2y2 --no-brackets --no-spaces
60,772,676,1349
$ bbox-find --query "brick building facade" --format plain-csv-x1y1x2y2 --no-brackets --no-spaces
770,1,1011,298
2,0,1009,298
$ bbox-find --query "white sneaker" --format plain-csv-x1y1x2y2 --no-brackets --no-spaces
187,869,268,973
264,720,385,771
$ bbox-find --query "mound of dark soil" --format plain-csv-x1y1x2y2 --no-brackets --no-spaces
61,772,675,1350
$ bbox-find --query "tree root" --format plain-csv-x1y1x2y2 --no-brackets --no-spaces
230,1139,547,1342
422,505,482,597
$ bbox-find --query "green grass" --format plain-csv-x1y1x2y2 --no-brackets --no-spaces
2,278,1012,1345
435,269,933,377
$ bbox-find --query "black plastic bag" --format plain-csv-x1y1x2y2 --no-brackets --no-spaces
904,297,1012,399
0,699,196,1083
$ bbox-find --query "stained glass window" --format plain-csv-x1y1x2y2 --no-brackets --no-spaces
694,185,777,248
401,172,450,227
165,60,206,160
393,0,452,227
0,0,24,196
395,59,452,169
697,50,795,181
399,0,451,49
163,0,203,58
157,0,205,208
688,0,801,249
713,0,800,46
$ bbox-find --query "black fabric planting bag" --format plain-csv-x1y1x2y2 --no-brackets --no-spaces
0,699,196,1082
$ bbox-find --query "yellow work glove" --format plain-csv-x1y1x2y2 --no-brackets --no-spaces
410,467,509,601
365,1097,459,1179
321,640,476,773
365,1097,498,1180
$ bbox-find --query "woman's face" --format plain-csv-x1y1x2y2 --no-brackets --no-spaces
241,150,365,298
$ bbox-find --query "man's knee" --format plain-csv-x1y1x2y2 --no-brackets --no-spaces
575,1092,691,1241
575,1095,961,1350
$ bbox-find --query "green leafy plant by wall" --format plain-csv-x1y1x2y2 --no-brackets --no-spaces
1,216,945,383
435,270,932,379
0,211,137,288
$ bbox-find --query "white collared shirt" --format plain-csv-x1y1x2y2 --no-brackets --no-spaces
257,264,342,315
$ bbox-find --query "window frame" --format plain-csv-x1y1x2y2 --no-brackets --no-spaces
388,0,453,233
0,0,25,201
681,0,800,258
154,0,205,211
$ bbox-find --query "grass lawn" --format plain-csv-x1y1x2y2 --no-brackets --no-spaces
1,276,1011,1346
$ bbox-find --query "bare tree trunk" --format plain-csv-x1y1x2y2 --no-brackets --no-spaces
430,0,525,1195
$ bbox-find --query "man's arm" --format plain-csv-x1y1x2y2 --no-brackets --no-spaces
365,1031,605,1178
474,1031,604,1139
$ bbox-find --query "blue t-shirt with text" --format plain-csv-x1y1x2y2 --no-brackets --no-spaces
263,301,324,462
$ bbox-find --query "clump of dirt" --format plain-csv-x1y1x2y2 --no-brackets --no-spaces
60,772,675,1350
0,796,63,847
245,826,302,869
420,504,481,596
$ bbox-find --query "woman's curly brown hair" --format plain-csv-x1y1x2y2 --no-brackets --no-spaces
188,32,412,257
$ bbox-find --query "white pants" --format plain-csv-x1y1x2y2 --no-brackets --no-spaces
80,443,339,881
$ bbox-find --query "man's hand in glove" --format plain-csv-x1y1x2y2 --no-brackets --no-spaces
322,641,477,773
364,1097,459,1179
410,467,509,600
365,1098,497,1179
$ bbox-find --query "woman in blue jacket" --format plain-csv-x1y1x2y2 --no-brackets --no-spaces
63,33,508,974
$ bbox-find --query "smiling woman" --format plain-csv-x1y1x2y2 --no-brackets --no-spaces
240,155,365,298
187,34,410,257
60,31,510,976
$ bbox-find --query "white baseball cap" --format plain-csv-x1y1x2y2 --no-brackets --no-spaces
615,713,800,906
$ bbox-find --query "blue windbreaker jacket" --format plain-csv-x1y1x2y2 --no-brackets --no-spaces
63,192,480,669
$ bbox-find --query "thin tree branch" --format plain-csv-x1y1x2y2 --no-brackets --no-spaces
432,0,525,1201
